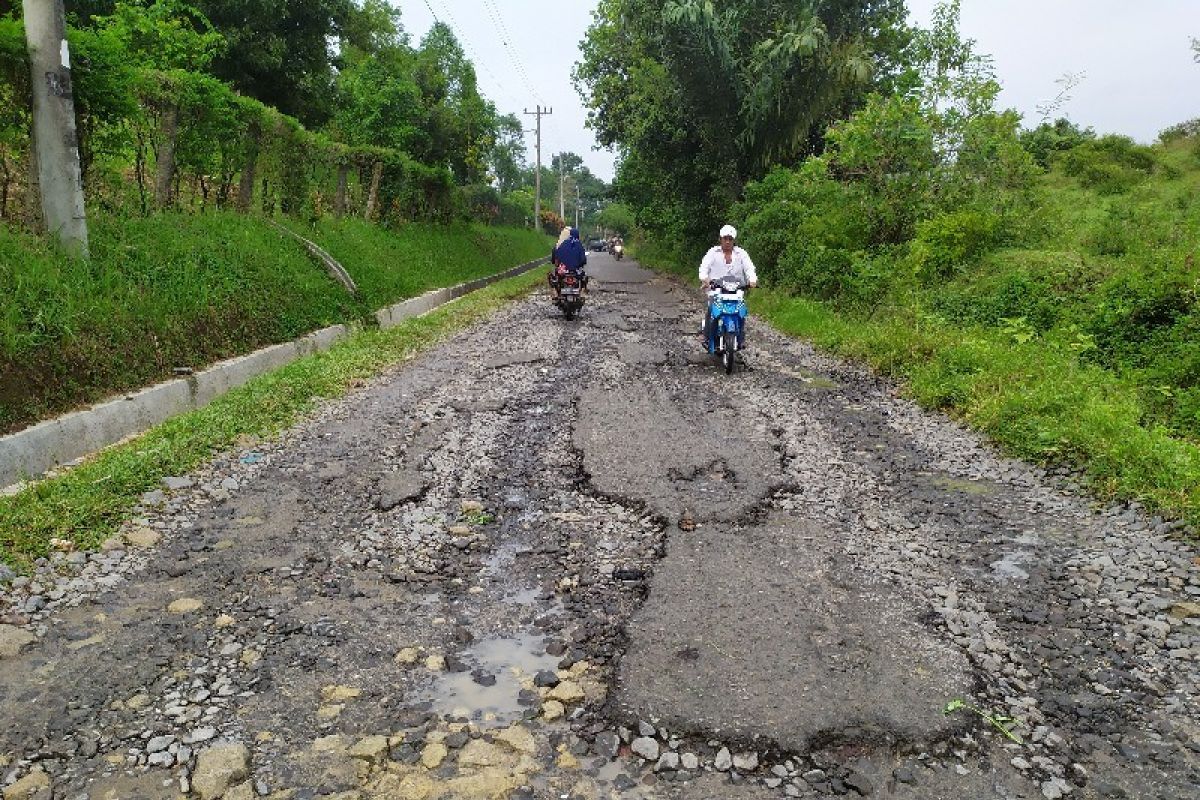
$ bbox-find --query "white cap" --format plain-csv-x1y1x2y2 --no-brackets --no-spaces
719,224,737,239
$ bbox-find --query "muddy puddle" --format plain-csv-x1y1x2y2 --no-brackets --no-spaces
417,634,559,727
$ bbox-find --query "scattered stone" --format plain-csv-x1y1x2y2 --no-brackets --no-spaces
3,768,51,800
542,700,565,721
167,597,204,614
631,737,660,761
349,736,389,765
732,751,759,771
534,670,560,688
394,647,422,666
123,527,161,548
1168,602,1200,619
548,680,585,704
845,771,874,796
714,747,733,771
0,625,36,659
421,742,448,770
320,685,361,703
192,741,250,800
495,724,537,755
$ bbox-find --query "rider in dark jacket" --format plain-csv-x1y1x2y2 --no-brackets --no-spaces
550,228,589,298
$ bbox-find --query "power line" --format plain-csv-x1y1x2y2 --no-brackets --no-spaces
423,0,524,110
481,0,545,104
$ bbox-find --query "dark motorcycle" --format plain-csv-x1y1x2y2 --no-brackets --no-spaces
552,264,586,320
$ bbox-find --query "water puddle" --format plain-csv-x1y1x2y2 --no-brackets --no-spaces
502,587,541,606
990,550,1031,580
418,635,559,727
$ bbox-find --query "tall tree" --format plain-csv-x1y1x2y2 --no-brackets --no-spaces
193,0,352,126
574,0,909,245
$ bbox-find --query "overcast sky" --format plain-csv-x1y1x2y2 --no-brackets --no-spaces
395,1,1200,183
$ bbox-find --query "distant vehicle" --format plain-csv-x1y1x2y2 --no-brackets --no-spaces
588,239,607,252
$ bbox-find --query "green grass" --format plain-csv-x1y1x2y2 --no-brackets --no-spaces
0,268,545,570
0,213,550,433
753,289,1200,526
281,218,552,310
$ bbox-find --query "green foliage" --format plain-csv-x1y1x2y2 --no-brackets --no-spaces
97,0,225,71
1060,135,1158,194
575,0,910,247
909,210,1001,281
1020,118,1096,168
596,202,635,236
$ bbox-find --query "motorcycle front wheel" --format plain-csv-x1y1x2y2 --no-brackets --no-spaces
722,331,736,374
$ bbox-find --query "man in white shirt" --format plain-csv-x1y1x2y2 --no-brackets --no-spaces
699,224,758,347
699,224,758,289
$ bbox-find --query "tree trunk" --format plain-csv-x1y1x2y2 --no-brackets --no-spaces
334,164,349,218
364,160,383,221
236,129,259,213
154,104,179,210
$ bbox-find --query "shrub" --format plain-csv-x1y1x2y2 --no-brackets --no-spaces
909,210,1001,281
1061,135,1157,194
1019,118,1096,168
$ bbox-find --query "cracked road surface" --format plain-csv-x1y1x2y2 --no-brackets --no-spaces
1,256,1198,800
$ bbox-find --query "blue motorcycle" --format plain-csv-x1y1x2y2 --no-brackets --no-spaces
705,278,748,374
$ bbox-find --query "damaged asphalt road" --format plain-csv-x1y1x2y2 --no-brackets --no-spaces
0,256,1197,800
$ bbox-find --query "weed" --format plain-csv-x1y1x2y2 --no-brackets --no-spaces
943,699,1024,745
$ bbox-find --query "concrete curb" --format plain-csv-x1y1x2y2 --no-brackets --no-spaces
0,256,549,489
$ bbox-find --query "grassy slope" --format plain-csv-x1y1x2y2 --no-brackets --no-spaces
0,268,545,569
0,213,549,433
635,139,1200,526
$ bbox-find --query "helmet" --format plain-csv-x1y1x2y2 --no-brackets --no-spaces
719,224,737,240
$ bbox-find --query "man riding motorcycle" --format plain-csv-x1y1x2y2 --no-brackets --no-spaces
699,224,757,346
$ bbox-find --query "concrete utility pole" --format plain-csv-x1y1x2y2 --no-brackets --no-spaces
24,0,88,259
575,185,581,229
558,155,565,222
523,105,551,233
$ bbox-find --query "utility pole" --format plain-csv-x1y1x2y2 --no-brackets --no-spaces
558,155,565,222
523,105,551,233
575,185,581,229
23,0,88,259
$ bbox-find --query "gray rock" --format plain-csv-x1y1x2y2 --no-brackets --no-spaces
845,770,874,796
162,477,195,491
680,752,700,770
638,720,656,737
802,769,827,784
714,747,733,771
732,751,758,771
147,734,175,753
631,737,660,761
655,752,680,772
592,732,621,758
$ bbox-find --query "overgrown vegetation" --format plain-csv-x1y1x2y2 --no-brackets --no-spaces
0,214,548,432
611,2,1200,525
0,267,545,569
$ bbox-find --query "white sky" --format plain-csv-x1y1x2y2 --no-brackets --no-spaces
396,1,1200,183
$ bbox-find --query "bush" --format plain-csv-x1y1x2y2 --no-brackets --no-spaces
1085,270,1197,371
1061,135,1157,194
773,242,890,305
1020,118,1096,168
909,210,1001,281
